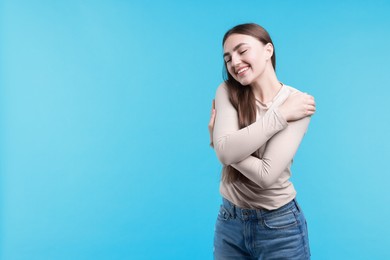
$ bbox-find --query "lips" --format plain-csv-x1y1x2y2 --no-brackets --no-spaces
235,66,249,77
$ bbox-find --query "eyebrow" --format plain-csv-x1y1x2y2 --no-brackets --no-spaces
223,43,249,58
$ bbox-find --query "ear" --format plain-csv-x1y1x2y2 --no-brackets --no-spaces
264,43,274,60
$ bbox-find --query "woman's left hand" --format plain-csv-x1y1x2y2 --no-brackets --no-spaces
208,99,216,147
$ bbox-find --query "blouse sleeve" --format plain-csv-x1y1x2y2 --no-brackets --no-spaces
231,116,310,189
212,83,288,165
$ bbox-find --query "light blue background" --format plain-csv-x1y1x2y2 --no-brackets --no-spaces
1,0,389,259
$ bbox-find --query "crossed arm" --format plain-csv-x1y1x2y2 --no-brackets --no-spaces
231,116,309,188
211,83,312,188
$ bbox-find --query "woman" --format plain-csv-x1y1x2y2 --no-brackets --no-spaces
209,23,316,259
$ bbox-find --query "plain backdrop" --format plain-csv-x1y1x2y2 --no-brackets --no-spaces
1,0,390,259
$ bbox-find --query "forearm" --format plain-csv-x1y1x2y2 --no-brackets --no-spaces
231,116,310,188
214,109,287,165
213,84,287,165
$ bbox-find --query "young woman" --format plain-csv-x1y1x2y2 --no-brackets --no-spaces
209,23,315,259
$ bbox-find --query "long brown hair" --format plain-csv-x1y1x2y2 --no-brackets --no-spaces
222,23,276,183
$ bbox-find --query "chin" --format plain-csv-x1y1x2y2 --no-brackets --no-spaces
238,78,252,86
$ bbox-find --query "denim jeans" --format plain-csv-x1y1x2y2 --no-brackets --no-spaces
214,197,311,260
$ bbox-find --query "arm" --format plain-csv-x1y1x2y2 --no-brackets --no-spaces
231,116,310,189
213,83,288,165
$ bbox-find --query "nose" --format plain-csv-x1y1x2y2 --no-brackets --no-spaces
230,53,241,67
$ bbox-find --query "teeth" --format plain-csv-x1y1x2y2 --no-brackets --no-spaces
237,67,249,74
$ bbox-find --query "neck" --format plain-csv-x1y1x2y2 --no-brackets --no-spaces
250,65,281,103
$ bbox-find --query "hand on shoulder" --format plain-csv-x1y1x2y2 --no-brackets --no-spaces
278,89,316,122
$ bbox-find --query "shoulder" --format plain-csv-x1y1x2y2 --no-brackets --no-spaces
214,82,235,110
215,82,228,94
283,85,312,131
283,84,303,94
215,82,229,100
274,83,307,106
283,83,313,96
281,84,311,100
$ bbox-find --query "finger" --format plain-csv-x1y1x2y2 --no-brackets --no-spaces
307,103,316,109
210,109,216,120
306,105,316,114
210,99,216,117
209,109,216,126
307,99,316,106
305,109,315,116
305,104,316,111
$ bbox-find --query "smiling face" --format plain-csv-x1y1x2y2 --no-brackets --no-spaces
223,33,273,86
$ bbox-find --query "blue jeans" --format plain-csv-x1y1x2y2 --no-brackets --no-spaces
214,197,311,260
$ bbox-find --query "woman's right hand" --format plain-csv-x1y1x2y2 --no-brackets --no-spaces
208,99,216,147
279,92,316,121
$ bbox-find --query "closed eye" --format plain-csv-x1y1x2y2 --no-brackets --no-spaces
240,50,247,54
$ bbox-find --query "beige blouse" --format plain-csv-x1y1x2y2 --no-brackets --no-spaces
212,83,310,210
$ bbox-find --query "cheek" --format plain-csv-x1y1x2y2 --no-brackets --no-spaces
252,58,266,72
227,66,236,77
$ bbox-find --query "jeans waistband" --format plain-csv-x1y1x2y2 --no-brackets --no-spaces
222,197,300,221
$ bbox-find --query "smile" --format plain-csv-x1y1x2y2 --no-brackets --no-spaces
236,67,249,76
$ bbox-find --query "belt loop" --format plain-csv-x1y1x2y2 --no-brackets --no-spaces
256,209,262,219
230,202,236,219
223,198,236,219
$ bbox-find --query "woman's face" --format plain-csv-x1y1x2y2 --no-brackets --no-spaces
223,33,272,86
